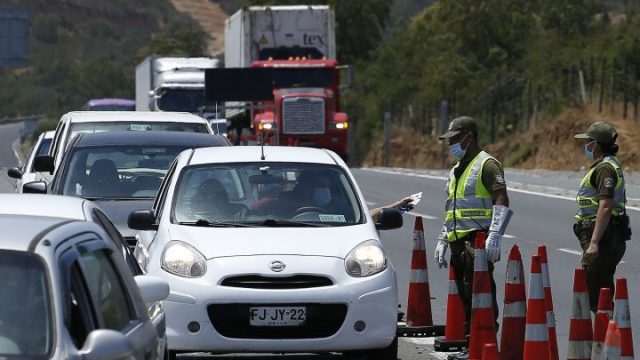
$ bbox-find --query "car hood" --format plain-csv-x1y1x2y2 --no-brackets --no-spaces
93,199,154,238
167,224,378,259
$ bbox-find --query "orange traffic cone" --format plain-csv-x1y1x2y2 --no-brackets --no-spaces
598,288,614,319
434,265,468,352
500,245,526,360
467,232,497,360
613,278,634,359
537,246,559,360
524,255,549,360
603,320,622,359
592,312,610,360
567,268,592,360
399,217,445,337
407,216,433,326
482,343,499,360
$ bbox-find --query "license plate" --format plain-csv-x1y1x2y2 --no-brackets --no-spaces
249,306,306,326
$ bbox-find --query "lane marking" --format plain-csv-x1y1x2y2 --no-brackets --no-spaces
504,234,516,239
407,211,437,220
361,168,640,212
558,247,626,264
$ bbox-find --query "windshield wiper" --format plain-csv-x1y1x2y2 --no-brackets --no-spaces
178,219,255,227
259,218,329,227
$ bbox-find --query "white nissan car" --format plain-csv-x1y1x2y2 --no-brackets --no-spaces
128,146,402,359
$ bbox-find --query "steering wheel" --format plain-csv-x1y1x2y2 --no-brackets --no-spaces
291,206,327,217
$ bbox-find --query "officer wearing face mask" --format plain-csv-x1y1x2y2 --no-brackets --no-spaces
434,116,512,335
574,121,630,312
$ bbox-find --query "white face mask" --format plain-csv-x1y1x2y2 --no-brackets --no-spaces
448,133,469,160
585,140,595,161
312,187,332,206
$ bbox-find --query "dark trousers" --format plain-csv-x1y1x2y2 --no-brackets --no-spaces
449,232,500,334
576,223,626,312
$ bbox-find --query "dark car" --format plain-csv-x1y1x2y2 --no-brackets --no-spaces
24,131,230,246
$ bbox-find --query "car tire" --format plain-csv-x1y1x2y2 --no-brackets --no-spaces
343,337,398,360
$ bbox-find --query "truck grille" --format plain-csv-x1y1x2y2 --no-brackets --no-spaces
282,97,325,134
207,303,347,339
221,275,333,289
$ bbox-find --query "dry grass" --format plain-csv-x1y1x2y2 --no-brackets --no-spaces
169,0,227,56
364,104,640,171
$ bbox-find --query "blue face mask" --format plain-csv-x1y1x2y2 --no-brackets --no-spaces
448,133,469,160
585,141,595,161
312,187,332,206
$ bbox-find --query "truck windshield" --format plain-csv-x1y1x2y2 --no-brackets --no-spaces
157,88,206,112
0,250,52,358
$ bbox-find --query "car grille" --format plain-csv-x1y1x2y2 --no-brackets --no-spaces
282,97,325,135
220,275,333,289
208,303,347,339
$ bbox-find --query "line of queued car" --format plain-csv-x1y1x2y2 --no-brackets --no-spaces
6,110,403,360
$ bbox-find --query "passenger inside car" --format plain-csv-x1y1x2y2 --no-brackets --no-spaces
189,179,247,220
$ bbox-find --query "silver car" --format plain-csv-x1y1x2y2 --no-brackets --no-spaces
0,207,168,359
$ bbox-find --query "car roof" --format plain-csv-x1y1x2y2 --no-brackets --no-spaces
62,111,209,124
0,194,88,220
73,131,229,147
42,130,55,139
188,146,339,165
0,214,78,252
87,98,135,106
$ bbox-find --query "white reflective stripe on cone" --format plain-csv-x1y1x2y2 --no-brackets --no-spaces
547,311,556,327
528,273,544,299
568,340,592,358
449,280,458,294
412,230,425,250
472,292,493,309
614,301,631,328
592,341,604,359
503,301,526,318
525,323,549,341
410,269,429,283
474,250,488,271
541,263,551,287
571,292,591,320
506,260,524,283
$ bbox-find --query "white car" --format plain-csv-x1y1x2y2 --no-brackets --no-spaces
7,130,54,191
35,111,214,177
0,194,171,359
128,146,402,359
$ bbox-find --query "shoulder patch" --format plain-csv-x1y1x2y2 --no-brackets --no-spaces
604,178,614,188
495,174,505,184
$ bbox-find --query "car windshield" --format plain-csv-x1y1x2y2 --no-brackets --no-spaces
69,121,209,144
0,250,52,358
157,88,205,112
62,145,188,199
173,163,363,226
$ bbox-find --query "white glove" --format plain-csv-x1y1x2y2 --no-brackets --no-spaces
485,231,502,262
434,240,448,268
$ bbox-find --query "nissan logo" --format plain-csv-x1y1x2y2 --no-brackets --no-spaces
269,260,286,272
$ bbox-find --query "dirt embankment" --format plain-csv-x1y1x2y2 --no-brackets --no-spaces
169,0,227,55
364,104,640,171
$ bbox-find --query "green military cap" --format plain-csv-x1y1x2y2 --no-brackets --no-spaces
439,116,478,140
574,121,618,144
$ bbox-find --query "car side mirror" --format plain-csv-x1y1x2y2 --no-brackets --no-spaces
128,210,158,231
135,275,170,304
375,208,403,230
7,167,23,179
34,155,54,174
80,329,133,360
23,181,47,194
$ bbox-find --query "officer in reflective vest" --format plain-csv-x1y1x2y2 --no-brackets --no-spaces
574,121,630,312
434,116,513,333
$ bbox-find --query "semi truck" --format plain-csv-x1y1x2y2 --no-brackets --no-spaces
135,56,221,118
209,5,350,159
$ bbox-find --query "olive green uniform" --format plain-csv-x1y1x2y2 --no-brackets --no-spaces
449,156,506,332
574,159,629,312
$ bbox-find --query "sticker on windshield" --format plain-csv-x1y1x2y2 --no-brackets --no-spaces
319,214,346,223
130,124,151,131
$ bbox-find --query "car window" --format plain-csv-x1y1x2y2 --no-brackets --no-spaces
0,250,53,357
154,158,178,220
50,120,65,158
172,163,362,226
93,209,144,276
28,138,52,173
77,248,137,331
67,262,97,349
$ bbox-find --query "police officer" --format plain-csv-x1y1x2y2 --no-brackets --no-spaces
574,121,630,312
434,116,513,333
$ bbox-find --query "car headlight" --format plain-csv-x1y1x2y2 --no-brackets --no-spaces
161,241,207,278
345,240,387,277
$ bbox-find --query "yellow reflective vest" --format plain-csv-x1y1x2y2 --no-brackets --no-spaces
575,156,626,220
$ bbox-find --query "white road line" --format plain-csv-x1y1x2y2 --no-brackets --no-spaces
558,247,626,264
407,211,438,220
366,201,376,206
504,234,516,239
361,168,640,212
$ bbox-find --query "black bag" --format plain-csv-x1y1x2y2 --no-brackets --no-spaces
619,214,632,241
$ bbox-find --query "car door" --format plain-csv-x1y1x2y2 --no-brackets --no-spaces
59,234,157,359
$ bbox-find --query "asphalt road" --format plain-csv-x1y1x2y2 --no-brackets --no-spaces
1,122,638,359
